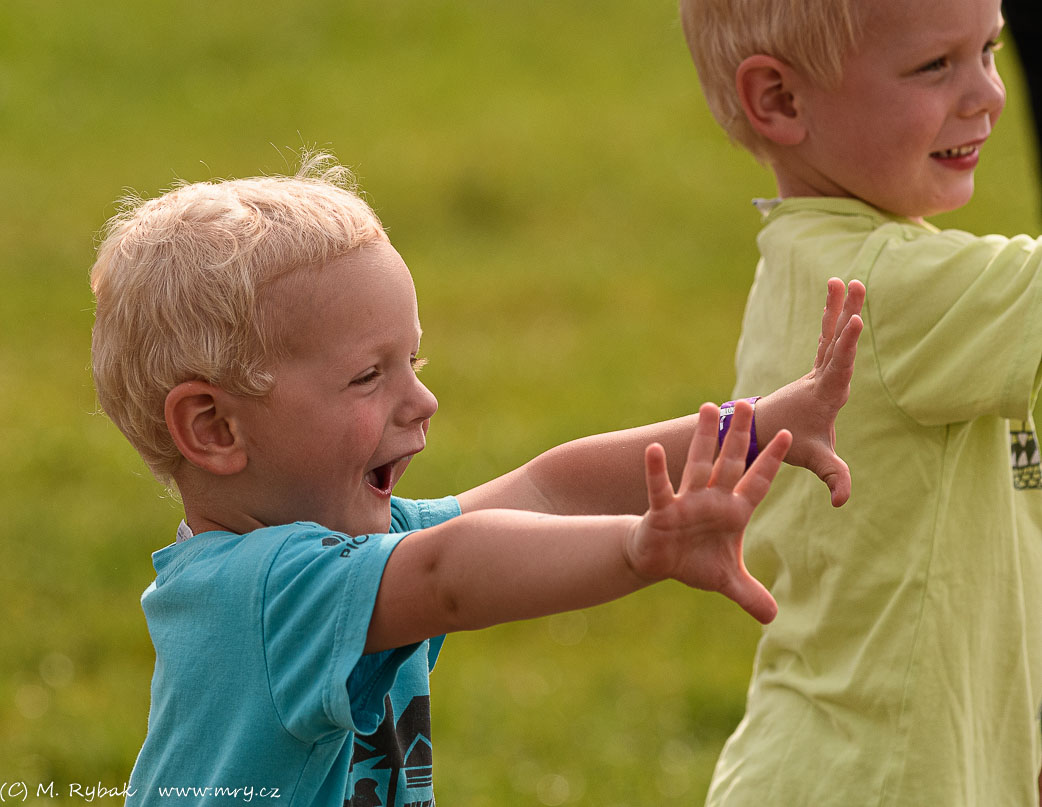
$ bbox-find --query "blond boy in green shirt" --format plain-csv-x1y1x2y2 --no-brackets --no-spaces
679,0,1042,804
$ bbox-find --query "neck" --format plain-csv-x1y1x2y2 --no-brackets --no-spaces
769,162,926,225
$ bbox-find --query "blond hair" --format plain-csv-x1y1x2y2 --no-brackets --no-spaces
90,153,388,485
679,0,861,159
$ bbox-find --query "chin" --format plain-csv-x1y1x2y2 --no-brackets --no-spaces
884,192,972,221
926,181,977,218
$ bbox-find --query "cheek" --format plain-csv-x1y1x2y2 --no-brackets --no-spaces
883,100,932,142
816,98,893,163
342,413,387,456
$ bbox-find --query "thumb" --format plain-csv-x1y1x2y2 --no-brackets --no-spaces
643,442,675,512
721,568,778,624
809,450,852,507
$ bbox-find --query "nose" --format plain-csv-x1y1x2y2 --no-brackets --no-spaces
404,374,439,425
960,62,1006,123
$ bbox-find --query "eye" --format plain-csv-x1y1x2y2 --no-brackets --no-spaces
411,355,429,374
917,56,948,73
350,368,381,387
983,38,1003,64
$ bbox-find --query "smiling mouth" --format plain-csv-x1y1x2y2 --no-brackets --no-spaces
365,461,397,495
365,451,421,496
931,145,978,159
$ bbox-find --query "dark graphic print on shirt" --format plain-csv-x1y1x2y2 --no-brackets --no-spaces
346,696,434,807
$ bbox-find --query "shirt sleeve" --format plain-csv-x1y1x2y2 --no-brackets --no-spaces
389,495,462,533
262,525,420,742
389,497,461,670
866,227,1042,425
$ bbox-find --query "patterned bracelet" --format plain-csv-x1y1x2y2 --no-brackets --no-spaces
718,397,762,469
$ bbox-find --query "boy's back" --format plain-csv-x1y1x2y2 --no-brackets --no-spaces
707,197,1042,805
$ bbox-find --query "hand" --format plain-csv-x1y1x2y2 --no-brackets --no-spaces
625,401,791,624
757,278,865,507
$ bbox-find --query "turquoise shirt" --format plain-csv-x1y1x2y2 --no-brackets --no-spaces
708,198,1042,807
126,496,460,806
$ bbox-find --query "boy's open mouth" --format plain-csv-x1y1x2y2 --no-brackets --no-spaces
365,461,397,495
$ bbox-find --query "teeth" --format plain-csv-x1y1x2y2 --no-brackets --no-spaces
935,145,976,158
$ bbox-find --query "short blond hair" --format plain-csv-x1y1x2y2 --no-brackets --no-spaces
679,0,861,159
90,153,388,485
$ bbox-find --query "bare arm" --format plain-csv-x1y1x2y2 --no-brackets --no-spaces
366,402,787,653
457,278,864,516
455,415,702,516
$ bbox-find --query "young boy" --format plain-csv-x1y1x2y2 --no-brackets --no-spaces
89,155,863,806
678,0,1042,804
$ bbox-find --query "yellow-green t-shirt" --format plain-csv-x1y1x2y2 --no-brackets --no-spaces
708,198,1042,807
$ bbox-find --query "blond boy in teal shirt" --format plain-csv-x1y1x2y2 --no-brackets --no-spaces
90,155,863,805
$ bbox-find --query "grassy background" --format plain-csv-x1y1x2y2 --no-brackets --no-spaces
1,2,1038,804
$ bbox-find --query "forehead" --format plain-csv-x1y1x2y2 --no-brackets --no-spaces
266,241,420,356
857,0,1002,50
321,241,417,309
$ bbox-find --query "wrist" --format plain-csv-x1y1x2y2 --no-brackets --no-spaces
718,397,761,468
622,516,665,586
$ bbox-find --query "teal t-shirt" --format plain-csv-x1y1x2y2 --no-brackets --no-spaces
126,496,461,806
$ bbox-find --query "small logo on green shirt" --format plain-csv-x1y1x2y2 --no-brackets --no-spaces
1010,421,1042,490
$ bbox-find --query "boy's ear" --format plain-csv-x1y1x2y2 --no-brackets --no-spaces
165,381,248,476
736,55,807,146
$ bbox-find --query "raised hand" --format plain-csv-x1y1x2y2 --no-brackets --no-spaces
625,401,791,624
756,278,865,507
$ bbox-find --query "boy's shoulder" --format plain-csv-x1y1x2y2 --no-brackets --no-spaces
149,496,462,589
388,495,461,533
761,196,1038,248
759,196,926,233
757,196,1039,267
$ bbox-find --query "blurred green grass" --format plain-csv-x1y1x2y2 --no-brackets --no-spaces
0,1,1038,804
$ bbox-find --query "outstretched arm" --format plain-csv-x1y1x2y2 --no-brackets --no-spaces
457,278,864,516
366,401,787,653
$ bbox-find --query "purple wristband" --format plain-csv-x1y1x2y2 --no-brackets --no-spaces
718,397,762,468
